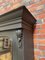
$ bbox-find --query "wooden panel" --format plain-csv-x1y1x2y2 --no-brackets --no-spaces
0,52,12,60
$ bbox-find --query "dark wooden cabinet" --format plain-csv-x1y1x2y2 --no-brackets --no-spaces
0,6,36,60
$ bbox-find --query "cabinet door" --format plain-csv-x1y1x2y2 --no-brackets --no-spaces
0,30,18,60
0,30,23,60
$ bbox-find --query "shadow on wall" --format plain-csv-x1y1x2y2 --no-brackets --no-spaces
32,19,37,60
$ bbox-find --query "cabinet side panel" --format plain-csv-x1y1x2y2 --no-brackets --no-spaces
23,28,34,60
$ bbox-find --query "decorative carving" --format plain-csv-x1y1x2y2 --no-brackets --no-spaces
16,29,23,48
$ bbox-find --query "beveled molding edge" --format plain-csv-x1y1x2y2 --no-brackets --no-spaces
0,17,22,27
0,18,22,31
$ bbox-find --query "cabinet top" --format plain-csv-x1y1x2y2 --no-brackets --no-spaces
0,6,36,25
